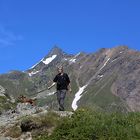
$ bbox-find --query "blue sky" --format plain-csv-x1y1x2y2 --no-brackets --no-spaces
0,0,140,73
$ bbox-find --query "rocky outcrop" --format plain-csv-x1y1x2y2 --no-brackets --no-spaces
0,103,48,127
0,85,5,97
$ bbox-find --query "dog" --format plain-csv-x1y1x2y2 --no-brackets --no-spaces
18,95,37,106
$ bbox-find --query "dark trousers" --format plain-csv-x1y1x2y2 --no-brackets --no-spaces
57,89,67,111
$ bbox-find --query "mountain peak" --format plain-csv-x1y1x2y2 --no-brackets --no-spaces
48,46,64,56
115,45,128,50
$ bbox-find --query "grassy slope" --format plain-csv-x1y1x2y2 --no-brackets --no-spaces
79,73,128,112
0,77,35,97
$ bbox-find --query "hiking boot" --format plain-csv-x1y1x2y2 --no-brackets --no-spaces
59,107,64,111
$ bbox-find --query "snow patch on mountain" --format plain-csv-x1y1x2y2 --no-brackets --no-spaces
80,66,83,69
69,52,81,64
31,58,44,69
98,75,103,78
72,85,87,111
69,58,76,63
28,70,40,77
64,58,68,61
30,54,57,69
111,58,118,62
75,52,81,58
42,54,57,65
99,58,110,71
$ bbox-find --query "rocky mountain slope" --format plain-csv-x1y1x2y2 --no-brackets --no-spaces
0,46,140,113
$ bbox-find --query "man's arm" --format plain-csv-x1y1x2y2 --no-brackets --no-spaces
48,75,57,90
48,82,56,90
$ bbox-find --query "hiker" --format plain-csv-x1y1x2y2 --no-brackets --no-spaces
48,66,71,111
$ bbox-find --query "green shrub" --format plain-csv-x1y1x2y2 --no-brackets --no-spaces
34,109,140,140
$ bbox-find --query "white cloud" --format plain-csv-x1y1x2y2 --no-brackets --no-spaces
0,38,13,46
0,25,23,47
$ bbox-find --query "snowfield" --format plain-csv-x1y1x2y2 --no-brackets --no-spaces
72,85,87,111
42,54,57,65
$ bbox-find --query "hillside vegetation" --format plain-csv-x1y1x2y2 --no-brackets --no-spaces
35,109,140,140
14,109,140,140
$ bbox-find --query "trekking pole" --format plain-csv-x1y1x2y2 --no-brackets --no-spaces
36,82,57,95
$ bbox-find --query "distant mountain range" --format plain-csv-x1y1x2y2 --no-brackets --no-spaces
0,45,140,113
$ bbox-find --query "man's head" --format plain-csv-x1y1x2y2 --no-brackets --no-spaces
57,65,63,74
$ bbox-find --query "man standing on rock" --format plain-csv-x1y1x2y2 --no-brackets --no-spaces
48,66,71,111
